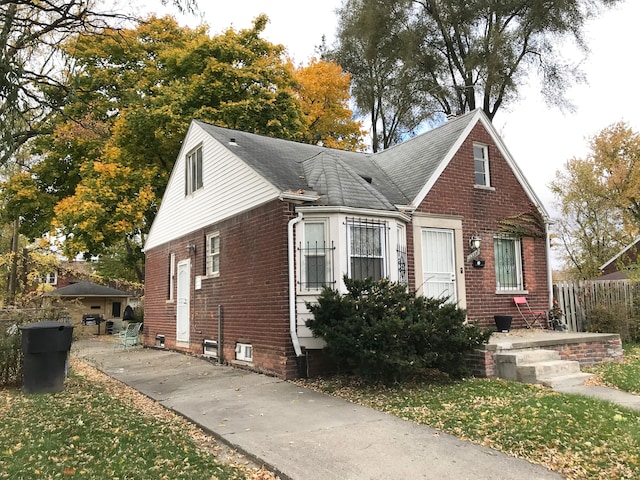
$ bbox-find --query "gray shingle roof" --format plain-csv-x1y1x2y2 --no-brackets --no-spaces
45,281,131,297
195,110,478,211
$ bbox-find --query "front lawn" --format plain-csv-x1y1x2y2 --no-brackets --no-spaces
300,366,640,479
587,343,640,395
0,359,275,480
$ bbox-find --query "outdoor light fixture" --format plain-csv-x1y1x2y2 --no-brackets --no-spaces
186,244,196,254
469,233,481,251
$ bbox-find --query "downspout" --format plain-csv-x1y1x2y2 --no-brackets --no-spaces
288,213,303,357
545,219,554,310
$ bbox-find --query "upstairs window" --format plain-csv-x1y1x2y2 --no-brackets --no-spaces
494,236,523,291
185,145,203,194
347,218,387,281
299,221,334,290
206,233,220,276
474,143,490,187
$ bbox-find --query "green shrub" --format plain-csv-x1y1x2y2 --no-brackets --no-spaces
585,303,640,342
306,277,491,383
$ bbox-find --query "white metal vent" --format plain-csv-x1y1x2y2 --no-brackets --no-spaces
203,339,218,357
235,343,253,362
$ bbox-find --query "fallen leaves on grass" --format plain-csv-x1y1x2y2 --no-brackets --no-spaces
296,374,640,480
70,359,279,480
0,358,278,480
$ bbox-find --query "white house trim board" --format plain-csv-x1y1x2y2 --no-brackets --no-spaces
145,121,281,251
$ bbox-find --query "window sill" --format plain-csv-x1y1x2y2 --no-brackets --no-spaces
474,185,495,191
495,289,528,295
166,299,174,304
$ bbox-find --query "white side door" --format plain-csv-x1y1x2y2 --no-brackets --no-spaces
176,259,190,343
421,228,457,303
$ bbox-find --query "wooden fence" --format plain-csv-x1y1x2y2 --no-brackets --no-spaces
554,280,640,332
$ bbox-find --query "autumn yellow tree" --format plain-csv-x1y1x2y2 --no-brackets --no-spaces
550,122,640,279
293,58,365,151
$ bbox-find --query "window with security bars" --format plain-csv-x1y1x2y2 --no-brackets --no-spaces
494,236,523,291
397,225,407,285
347,218,387,281
299,222,335,290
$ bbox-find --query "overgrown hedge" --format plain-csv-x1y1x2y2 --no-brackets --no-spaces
306,278,491,384
585,303,640,343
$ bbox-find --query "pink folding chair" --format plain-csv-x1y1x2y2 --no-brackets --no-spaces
513,296,547,329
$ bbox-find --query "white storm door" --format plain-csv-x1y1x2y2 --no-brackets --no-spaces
176,259,190,343
421,228,457,303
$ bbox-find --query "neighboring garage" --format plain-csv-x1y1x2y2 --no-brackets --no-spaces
44,281,133,335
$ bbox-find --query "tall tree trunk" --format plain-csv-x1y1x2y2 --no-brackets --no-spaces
8,218,19,304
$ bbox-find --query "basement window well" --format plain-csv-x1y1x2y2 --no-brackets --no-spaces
235,343,253,362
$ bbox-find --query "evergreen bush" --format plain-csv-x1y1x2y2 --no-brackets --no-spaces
306,277,491,383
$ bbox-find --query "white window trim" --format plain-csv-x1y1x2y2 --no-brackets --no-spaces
235,342,253,362
300,219,331,292
494,236,524,292
473,143,490,187
43,272,58,285
167,252,175,302
347,219,388,281
185,145,203,195
206,232,220,277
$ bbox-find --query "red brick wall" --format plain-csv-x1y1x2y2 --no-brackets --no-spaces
144,200,299,379
413,122,549,329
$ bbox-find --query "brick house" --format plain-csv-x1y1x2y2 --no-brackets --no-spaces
143,109,552,379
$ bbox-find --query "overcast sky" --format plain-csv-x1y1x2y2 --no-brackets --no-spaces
139,0,639,218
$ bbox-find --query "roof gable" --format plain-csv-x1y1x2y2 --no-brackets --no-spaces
46,281,131,297
147,110,549,250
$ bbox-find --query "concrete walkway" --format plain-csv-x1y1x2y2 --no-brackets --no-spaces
70,338,640,480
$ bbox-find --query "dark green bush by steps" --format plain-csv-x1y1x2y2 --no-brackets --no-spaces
306,277,491,383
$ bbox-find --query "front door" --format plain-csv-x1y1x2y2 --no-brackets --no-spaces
176,259,190,343
421,228,457,303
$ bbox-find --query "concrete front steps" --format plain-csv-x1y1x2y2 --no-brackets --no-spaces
495,349,594,388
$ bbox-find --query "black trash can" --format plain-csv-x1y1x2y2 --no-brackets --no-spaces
494,315,512,333
19,321,74,394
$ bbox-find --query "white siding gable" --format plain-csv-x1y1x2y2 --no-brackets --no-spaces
145,122,281,251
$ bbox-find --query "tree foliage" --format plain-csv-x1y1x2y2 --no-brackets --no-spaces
2,14,363,281
333,0,622,150
0,0,196,166
550,122,639,279
332,0,439,152
306,277,491,383
292,58,366,151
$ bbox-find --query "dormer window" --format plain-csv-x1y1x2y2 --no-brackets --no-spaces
185,145,203,195
474,143,490,187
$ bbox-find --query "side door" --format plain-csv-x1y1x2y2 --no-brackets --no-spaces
421,228,457,303
176,259,191,343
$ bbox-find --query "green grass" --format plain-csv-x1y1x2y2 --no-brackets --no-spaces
0,370,248,479
301,370,640,479
588,343,640,395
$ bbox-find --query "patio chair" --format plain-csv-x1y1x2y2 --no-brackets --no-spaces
114,322,143,350
513,296,547,329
